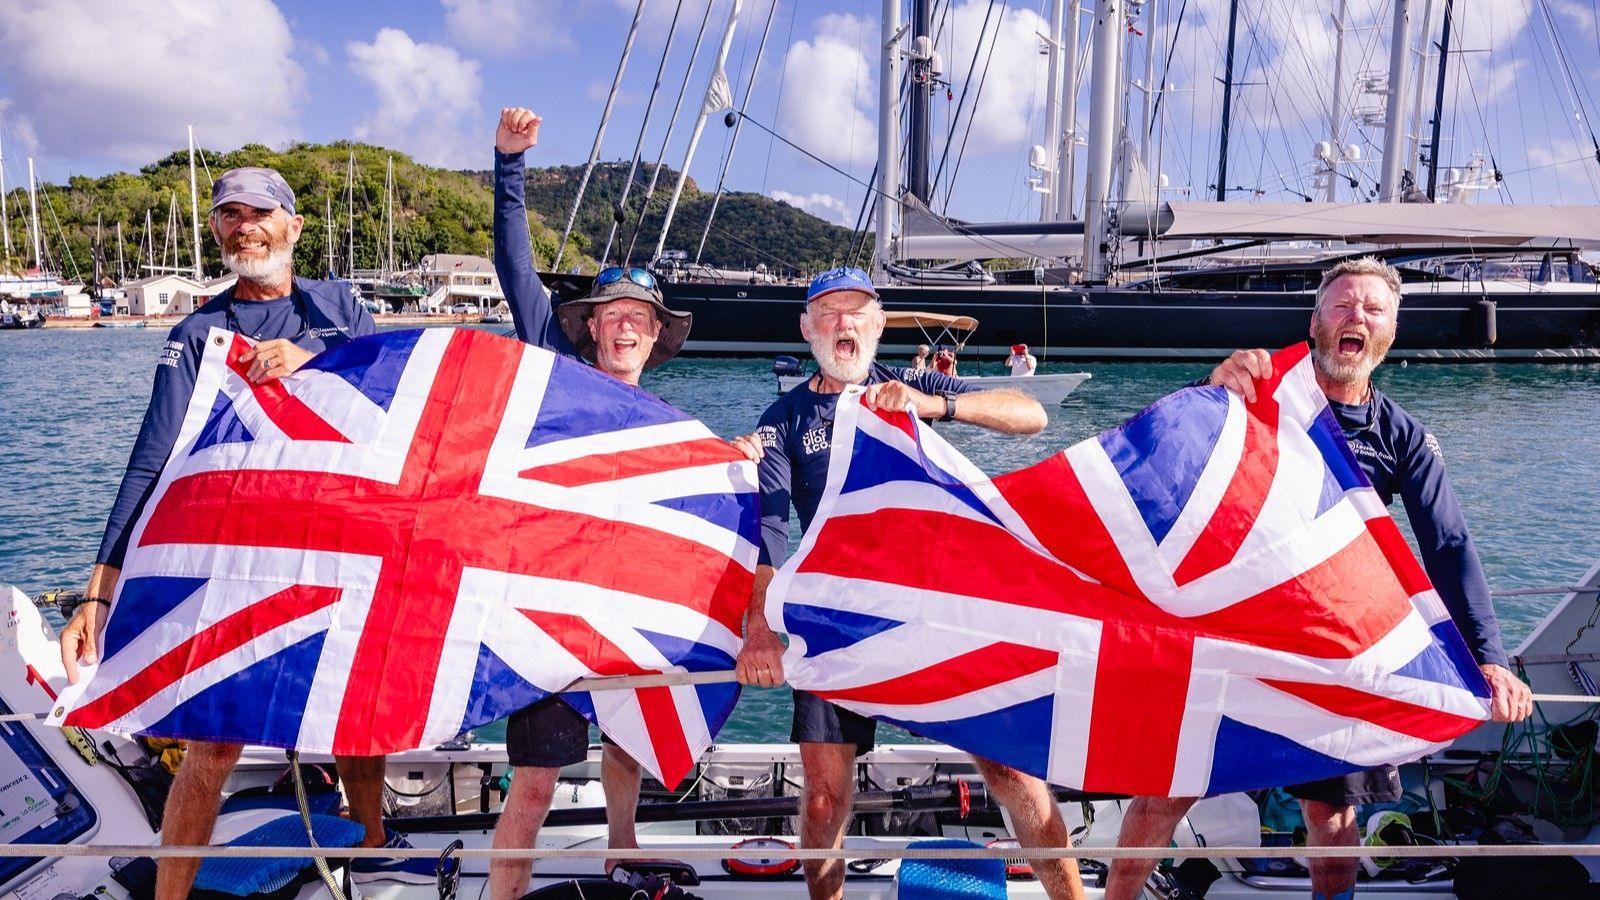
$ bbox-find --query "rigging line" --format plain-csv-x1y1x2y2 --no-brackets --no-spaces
1535,0,1600,151
1456,35,1512,202
554,0,647,271
38,186,81,282
759,0,798,197
930,0,999,202
616,152,804,272
944,0,1009,214
1148,0,1189,136
600,0,692,266
697,0,781,262
626,0,719,266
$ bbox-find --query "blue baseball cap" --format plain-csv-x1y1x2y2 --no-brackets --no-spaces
211,167,296,217
806,266,879,303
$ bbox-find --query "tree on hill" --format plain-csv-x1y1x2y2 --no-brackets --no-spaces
4,142,592,284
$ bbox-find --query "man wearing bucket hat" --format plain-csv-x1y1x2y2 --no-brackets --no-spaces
733,267,1086,900
58,166,450,894
489,106,759,900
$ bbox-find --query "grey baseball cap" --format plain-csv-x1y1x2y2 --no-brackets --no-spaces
210,167,296,216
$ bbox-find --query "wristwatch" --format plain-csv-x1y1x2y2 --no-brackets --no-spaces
939,392,958,422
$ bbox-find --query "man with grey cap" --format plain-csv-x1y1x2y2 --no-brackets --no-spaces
490,106,760,899
59,166,449,893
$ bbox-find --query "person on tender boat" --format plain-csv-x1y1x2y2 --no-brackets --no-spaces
911,342,931,370
1107,256,1535,900
490,105,761,900
734,267,1087,900
56,166,448,893
1008,343,1038,377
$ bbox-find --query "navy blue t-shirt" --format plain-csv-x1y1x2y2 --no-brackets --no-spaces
1328,388,1507,668
96,277,375,567
754,363,974,568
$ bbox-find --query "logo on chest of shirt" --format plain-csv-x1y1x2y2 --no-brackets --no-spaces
309,325,347,339
800,425,831,456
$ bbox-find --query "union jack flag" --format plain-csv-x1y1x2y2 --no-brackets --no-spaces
53,328,758,787
770,343,1491,796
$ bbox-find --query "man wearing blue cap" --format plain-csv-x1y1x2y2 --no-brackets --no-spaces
58,166,448,893
735,268,1085,900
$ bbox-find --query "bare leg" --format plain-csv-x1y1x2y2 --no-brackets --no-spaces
601,743,643,874
155,740,243,900
798,742,858,900
489,766,560,900
1105,795,1200,900
334,755,388,847
973,757,1085,900
1300,799,1359,899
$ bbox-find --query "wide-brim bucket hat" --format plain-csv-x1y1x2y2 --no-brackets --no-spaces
556,276,692,371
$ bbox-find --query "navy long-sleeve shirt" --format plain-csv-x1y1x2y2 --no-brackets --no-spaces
753,365,975,569
493,149,578,358
1330,388,1508,668
96,277,375,568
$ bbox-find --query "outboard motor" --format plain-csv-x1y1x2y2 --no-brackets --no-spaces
772,355,803,377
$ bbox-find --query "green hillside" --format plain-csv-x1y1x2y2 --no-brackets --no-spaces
4,142,592,283
493,161,873,275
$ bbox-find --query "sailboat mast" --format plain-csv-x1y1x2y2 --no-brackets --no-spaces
906,0,933,203
1405,0,1437,178
325,194,334,277
1141,0,1160,185
26,157,42,270
874,0,902,277
1425,0,1455,201
654,0,744,264
1041,0,1066,222
116,221,125,282
0,129,10,261
1082,0,1125,281
142,208,154,273
1056,0,1084,220
385,155,395,274
346,152,356,277
1215,0,1239,202
556,0,648,271
696,0,780,264
188,125,203,280
1325,0,1349,202
1379,0,1413,201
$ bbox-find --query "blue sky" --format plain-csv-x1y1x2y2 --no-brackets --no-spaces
1,0,1596,237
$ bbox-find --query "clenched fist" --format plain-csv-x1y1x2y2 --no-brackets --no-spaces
496,107,543,155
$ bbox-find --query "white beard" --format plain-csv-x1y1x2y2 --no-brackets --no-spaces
224,244,294,284
809,328,878,384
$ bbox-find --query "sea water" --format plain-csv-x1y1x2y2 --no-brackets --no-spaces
2,326,1596,744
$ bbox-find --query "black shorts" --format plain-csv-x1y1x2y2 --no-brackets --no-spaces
791,691,876,757
1286,765,1402,807
506,697,594,769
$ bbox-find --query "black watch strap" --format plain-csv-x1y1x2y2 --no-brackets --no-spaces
938,392,957,422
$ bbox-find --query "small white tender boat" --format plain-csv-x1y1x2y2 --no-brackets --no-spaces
775,310,1093,408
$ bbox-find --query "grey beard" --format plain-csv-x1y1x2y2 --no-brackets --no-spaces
1313,347,1381,386
809,330,877,384
224,245,294,284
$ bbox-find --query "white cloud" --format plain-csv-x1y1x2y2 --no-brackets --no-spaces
0,0,301,166
945,2,1051,154
776,13,878,169
442,0,573,57
770,189,850,225
347,29,483,169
